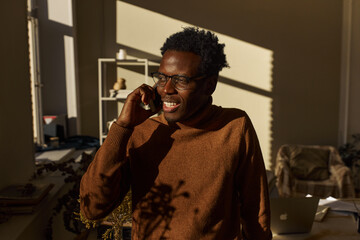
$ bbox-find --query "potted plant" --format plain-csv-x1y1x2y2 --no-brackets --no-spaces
35,151,132,240
339,133,360,192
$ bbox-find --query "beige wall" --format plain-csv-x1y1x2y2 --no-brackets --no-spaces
75,0,360,169
1,0,356,180
0,0,355,190
114,0,342,169
0,1,35,189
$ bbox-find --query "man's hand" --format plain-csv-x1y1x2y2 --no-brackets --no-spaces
116,84,161,128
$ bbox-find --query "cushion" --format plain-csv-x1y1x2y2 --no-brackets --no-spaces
288,146,330,181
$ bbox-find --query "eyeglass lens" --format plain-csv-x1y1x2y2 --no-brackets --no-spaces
152,73,189,90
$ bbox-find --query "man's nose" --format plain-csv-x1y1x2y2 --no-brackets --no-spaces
163,78,177,94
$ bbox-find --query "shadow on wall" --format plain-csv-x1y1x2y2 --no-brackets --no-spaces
116,0,342,169
76,0,342,169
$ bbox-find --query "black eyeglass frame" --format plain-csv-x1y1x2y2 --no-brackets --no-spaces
151,72,205,90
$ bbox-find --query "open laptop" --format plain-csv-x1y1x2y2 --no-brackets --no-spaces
270,197,320,234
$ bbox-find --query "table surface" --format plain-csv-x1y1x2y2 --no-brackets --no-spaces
273,199,360,240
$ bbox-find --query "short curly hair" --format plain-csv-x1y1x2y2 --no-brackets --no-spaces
160,27,229,76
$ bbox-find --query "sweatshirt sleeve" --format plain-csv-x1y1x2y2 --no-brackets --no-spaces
236,114,272,239
80,123,133,220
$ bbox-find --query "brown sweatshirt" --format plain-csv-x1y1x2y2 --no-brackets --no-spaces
80,104,272,240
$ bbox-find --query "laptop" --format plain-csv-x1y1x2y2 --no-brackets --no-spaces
270,197,320,234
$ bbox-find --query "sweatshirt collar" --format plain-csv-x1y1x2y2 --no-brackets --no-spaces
157,97,219,129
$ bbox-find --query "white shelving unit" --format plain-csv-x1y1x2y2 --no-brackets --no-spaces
98,58,159,144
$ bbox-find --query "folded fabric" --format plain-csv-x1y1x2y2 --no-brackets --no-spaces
288,146,330,181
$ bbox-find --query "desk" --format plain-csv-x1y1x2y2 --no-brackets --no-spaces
274,199,360,240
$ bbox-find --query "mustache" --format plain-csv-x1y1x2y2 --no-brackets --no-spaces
162,96,179,102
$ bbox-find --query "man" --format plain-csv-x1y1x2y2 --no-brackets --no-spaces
80,27,272,239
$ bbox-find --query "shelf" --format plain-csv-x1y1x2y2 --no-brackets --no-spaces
116,59,160,66
102,89,133,100
101,97,119,101
98,58,151,145
98,58,160,66
101,97,127,101
116,60,148,66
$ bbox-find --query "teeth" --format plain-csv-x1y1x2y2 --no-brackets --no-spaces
164,102,177,107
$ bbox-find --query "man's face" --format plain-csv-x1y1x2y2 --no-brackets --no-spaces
157,50,211,123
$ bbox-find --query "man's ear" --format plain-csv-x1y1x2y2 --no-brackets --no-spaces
205,75,218,95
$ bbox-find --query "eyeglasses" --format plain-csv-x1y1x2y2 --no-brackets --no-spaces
151,72,205,90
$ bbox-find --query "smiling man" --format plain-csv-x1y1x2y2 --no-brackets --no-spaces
154,50,208,123
80,27,272,240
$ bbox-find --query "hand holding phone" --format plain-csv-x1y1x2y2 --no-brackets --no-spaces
117,84,161,128
149,87,162,113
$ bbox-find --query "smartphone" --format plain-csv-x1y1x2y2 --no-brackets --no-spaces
149,87,162,113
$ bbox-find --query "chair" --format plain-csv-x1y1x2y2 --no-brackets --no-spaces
275,144,355,198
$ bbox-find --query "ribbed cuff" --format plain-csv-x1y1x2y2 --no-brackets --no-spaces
104,122,133,148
